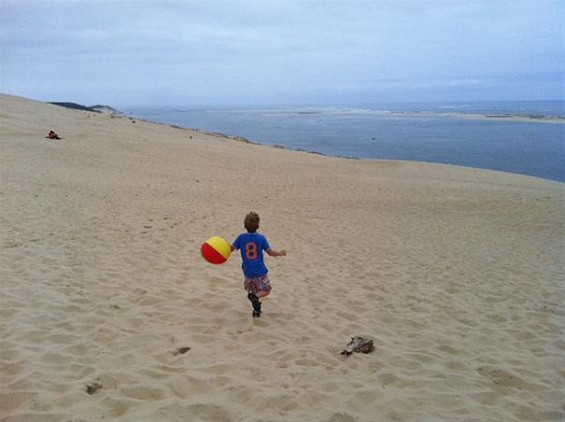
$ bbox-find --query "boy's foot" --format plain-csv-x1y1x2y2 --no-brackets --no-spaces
247,292,262,314
252,310,261,318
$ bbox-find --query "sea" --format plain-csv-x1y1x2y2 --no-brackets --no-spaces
124,101,565,182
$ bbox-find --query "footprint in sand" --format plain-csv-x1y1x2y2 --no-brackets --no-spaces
476,366,527,389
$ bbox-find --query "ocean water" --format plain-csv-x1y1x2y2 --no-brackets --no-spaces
124,101,565,182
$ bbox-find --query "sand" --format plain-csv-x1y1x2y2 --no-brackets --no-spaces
1,94,564,422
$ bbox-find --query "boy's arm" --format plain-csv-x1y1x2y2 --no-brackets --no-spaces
267,249,287,257
231,236,239,252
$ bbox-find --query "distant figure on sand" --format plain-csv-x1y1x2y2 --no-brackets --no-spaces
231,212,286,318
46,130,61,139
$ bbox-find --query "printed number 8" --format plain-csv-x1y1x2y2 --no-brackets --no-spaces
246,243,258,260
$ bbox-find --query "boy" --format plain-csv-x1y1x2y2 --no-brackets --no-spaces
231,212,286,317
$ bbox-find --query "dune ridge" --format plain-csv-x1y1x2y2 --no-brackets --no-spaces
1,94,564,421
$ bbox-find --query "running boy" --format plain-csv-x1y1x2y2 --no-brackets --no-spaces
231,212,286,317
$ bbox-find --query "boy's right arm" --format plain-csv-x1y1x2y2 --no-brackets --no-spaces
267,249,286,257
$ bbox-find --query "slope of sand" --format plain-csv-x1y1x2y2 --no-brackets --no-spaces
1,94,564,422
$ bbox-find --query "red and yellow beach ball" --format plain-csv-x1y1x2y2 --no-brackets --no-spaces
201,236,232,264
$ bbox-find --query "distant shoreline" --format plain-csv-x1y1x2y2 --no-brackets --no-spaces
42,98,565,182
124,104,565,125
121,103,564,182
390,111,565,124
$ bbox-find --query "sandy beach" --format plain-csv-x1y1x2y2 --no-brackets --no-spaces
1,94,564,421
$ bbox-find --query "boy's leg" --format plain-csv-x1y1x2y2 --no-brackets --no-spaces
245,276,271,317
256,290,270,299
247,292,262,317
244,278,260,316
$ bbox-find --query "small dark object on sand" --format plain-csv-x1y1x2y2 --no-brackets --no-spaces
341,336,374,355
85,381,103,395
174,347,191,355
46,130,61,140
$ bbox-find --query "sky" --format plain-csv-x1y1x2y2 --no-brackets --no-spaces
1,0,563,107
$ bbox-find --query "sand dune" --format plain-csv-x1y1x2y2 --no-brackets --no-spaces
1,94,564,421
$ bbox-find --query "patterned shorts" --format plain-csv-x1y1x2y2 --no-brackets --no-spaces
244,274,272,294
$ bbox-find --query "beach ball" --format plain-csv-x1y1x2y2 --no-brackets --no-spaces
201,236,232,264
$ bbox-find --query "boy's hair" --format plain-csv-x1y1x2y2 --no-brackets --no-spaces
244,212,260,233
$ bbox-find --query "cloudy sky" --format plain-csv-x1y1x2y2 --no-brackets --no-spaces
1,0,563,107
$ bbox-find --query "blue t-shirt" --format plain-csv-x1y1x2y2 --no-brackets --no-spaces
233,232,271,278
